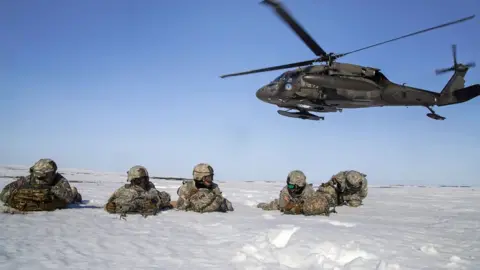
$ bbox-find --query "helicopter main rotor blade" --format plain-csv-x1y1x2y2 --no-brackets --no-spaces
335,15,475,59
261,0,327,57
220,59,316,78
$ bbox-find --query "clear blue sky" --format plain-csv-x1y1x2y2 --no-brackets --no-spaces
1,0,479,186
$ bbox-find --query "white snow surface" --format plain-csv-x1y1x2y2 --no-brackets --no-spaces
0,166,479,270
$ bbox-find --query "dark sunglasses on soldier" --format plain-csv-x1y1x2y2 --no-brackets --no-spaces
287,183,297,189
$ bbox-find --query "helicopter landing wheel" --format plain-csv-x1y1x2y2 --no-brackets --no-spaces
425,106,446,120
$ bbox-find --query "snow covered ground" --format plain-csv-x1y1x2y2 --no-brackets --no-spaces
0,166,479,270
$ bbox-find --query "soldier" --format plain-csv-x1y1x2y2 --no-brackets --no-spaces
173,163,233,213
0,158,82,212
257,170,333,215
327,170,368,207
104,165,172,217
316,182,340,208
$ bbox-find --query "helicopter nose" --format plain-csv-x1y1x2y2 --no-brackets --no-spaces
255,86,269,101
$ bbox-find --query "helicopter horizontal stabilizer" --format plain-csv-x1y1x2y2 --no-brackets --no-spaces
452,84,480,103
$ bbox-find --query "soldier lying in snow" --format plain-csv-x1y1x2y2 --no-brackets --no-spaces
104,165,172,216
316,182,340,208
326,170,368,207
173,163,233,213
257,170,335,216
0,158,82,213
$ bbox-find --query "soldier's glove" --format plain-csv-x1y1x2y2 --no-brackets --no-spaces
283,201,303,215
105,201,116,213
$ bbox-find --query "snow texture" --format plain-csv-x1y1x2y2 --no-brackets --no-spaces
0,165,479,270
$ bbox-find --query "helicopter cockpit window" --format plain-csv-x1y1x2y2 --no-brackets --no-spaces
272,74,284,83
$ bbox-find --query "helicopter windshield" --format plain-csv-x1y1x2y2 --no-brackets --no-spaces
272,73,285,83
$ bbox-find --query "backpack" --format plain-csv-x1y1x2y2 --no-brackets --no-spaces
6,186,68,211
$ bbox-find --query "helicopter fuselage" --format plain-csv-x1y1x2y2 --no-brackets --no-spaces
255,63,440,112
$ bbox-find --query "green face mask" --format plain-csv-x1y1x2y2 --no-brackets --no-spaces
287,184,296,189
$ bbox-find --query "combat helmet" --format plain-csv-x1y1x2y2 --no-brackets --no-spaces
193,163,214,181
29,158,58,182
127,165,149,182
345,170,366,190
286,170,307,194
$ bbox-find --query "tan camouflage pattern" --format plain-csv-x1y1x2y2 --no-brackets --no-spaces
175,180,233,213
329,170,368,207
287,170,307,186
127,165,149,182
278,184,315,210
104,181,172,215
5,186,68,211
192,163,214,181
257,184,315,212
30,158,57,173
0,172,82,210
316,182,339,207
302,193,330,216
256,199,279,211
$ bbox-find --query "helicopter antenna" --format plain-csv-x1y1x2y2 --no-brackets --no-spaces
219,0,475,78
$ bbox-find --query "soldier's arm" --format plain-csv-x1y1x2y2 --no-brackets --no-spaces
154,190,172,209
0,177,28,203
50,175,75,203
303,185,316,199
278,187,290,211
104,192,118,213
104,187,127,214
359,180,368,199
175,181,194,210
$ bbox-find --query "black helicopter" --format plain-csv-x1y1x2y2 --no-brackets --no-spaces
220,0,478,121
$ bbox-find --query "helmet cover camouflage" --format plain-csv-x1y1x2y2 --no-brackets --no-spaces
287,170,306,187
29,158,57,178
193,163,214,181
127,165,149,182
345,170,366,190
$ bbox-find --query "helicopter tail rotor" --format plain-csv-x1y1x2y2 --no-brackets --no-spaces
435,44,476,75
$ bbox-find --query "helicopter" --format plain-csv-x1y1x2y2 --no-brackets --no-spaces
220,0,478,121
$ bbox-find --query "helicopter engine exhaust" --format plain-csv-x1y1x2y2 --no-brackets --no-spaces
303,75,378,91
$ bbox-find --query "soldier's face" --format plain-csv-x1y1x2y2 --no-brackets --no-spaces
202,175,213,187
32,170,55,184
131,177,148,189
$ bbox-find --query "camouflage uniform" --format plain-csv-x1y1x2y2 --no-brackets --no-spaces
316,182,339,208
104,165,172,216
0,158,82,211
175,163,233,213
258,170,332,216
328,170,368,207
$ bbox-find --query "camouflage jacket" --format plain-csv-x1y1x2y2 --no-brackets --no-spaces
0,173,78,204
104,182,172,215
316,182,339,207
257,184,315,212
278,184,315,211
176,180,233,213
341,178,368,206
328,171,368,206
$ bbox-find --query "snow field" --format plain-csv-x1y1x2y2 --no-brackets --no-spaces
0,166,478,270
